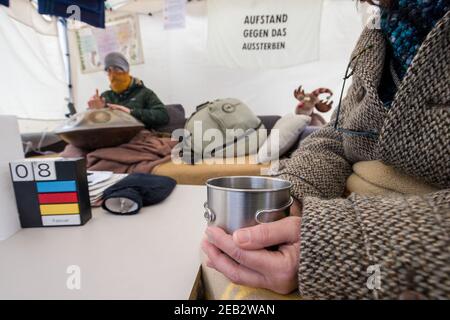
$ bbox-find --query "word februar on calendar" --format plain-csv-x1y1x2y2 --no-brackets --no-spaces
9,157,91,228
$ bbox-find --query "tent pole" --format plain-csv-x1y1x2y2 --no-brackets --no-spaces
60,17,77,117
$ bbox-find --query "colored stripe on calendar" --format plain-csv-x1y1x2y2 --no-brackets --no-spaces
36,181,76,193
38,192,79,204
40,203,80,215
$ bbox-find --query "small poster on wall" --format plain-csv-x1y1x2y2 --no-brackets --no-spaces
74,13,144,74
207,0,323,69
164,0,186,30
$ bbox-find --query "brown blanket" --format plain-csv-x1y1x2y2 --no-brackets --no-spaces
61,130,177,173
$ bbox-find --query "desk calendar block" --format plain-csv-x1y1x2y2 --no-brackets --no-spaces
9,158,92,228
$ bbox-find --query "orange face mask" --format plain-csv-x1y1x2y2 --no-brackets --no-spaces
109,71,132,93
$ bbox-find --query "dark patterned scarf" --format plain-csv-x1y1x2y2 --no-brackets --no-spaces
381,0,450,79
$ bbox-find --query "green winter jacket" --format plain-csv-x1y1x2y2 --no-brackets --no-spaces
101,78,169,129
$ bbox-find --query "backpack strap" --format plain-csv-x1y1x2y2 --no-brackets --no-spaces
210,120,263,157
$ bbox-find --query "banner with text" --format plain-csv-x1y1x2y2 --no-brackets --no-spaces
207,0,323,69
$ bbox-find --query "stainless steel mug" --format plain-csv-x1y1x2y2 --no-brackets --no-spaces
204,176,293,234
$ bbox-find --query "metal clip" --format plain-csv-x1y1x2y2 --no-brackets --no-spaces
203,202,216,223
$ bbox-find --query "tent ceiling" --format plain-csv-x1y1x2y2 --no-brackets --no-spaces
107,0,164,14
4,0,57,36
4,1,203,32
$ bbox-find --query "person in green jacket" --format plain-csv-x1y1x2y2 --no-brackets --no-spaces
88,52,169,129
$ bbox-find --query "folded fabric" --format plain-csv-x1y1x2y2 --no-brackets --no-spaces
102,173,177,215
346,174,402,196
38,0,105,28
346,160,439,196
0,0,9,7
86,130,178,173
61,130,178,174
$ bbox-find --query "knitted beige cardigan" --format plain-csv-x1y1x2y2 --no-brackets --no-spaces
276,12,449,299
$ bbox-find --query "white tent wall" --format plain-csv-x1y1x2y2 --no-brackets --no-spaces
0,3,68,124
72,0,363,122
0,0,365,133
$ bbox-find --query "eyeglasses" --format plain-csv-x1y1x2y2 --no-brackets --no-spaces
333,45,379,139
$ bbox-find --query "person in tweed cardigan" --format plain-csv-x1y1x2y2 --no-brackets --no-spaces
202,4,449,299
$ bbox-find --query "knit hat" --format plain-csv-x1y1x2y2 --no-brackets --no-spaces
104,52,130,73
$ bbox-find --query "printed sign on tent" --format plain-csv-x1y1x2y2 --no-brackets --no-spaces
74,13,144,74
207,0,323,69
164,0,186,30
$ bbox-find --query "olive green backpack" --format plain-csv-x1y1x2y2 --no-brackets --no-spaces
181,98,266,164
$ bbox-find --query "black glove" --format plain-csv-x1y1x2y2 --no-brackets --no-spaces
102,173,177,215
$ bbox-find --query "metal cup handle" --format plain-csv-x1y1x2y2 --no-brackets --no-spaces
204,202,216,223
255,197,294,224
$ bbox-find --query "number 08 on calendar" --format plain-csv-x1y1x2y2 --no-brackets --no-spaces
9,157,92,228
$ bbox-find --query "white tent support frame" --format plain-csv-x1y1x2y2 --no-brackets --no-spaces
59,17,77,117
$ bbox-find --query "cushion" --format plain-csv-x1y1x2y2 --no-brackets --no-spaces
281,125,321,159
152,155,269,185
257,114,311,164
22,132,67,157
32,154,269,186
298,126,321,145
258,115,281,134
156,104,186,134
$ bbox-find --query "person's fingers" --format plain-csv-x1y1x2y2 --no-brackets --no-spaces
290,198,302,217
201,239,266,288
95,89,99,97
206,227,281,273
204,257,213,268
278,241,301,268
232,216,301,250
88,100,98,108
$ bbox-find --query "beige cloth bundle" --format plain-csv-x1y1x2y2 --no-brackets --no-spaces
346,160,438,196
